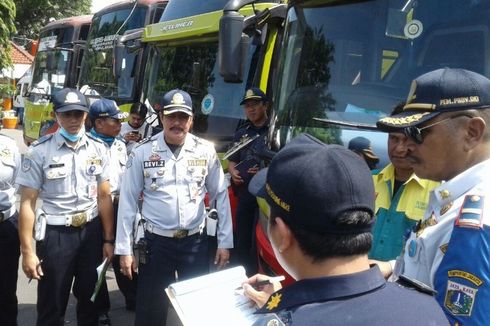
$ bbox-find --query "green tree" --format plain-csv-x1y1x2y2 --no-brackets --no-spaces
14,0,91,40
0,0,16,70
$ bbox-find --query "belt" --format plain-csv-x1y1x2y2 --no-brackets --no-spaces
45,206,98,227
0,206,16,222
146,222,202,239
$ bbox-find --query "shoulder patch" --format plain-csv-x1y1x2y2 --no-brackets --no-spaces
455,195,484,229
31,134,53,147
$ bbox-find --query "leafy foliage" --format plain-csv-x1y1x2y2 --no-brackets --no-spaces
0,0,16,70
14,0,91,40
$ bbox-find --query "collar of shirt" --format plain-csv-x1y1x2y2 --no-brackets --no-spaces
431,158,490,208
377,163,424,188
255,266,385,314
54,130,89,150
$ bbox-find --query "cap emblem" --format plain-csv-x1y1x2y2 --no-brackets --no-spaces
246,89,254,97
172,92,185,105
65,92,81,104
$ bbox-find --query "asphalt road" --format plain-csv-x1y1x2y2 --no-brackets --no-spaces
2,126,181,325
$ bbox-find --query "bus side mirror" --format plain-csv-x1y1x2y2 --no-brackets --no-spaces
219,11,248,83
113,41,126,80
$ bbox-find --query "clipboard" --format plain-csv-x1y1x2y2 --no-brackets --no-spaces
165,266,259,326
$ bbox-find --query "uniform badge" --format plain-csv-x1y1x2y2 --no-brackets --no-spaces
408,239,417,257
22,158,32,172
144,171,150,178
440,202,453,216
455,195,484,229
439,189,451,199
444,280,477,316
415,212,437,237
149,153,161,161
150,179,158,191
157,168,165,176
266,293,282,311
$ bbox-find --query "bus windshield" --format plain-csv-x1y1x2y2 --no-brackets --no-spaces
79,6,147,99
30,28,75,97
145,42,259,151
271,0,489,159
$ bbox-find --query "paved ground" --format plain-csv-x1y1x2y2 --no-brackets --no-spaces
2,125,181,325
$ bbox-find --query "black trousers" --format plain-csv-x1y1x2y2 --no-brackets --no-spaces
134,231,209,326
0,213,20,326
36,218,103,326
233,189,259,276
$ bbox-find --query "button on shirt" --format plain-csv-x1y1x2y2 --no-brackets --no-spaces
396,159,490,325
16,132,110,215
0,135,20,211
115,132,233,255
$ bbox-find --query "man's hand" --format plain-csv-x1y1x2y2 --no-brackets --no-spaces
228,162,244,185
242,274,283,308
120,255,137,280
214,248,230,270
103,243,114,262
369,259,393,279
22,252,43,281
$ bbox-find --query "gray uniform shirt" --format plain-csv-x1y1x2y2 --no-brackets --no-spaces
115,131,233,255
0,134,20,211
16,131,110,215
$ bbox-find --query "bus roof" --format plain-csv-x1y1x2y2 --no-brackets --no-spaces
40,15,93,32
94,0,167,16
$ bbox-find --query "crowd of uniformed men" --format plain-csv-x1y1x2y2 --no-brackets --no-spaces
0,67,489,326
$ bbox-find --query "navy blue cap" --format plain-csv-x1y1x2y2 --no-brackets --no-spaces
161,89,193,116
52,88,89,113
377,68,490,131
240,87,268,105
348,136,379,162
249,134,375,234
89,98,128,120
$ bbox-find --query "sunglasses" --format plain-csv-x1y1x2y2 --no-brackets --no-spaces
403,113,473,144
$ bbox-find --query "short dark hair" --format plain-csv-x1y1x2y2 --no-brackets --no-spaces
270,208,373,262
130,102,148,119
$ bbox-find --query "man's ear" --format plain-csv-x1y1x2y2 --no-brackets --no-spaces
274,217,294,253
464,117,486,150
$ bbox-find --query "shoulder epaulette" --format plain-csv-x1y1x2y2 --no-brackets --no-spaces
134,137,152,149
31,134,53,147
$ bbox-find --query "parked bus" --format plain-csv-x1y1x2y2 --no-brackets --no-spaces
23,15,92,145
220,0,488,279
122,0,284,153
78,0,167,112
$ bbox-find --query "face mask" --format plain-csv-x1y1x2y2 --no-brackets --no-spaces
90,128,115,146
59,126,85,142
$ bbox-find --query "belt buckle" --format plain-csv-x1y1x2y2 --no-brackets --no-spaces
173,230,188,239
71,212,87,227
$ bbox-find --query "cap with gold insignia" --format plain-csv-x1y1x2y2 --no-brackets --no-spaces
52,88,89,113
377,68,490,131
161,89,193,116
240,87,268,105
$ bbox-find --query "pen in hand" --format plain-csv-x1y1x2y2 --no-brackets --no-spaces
28,259,44,284
235,275,285,291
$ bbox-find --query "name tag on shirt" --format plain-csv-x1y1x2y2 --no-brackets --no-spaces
144,160,165,168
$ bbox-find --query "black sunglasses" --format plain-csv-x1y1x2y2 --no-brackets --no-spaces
403,113,474,144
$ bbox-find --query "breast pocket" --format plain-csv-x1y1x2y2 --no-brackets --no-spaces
44,165,70,193
144,168,166,191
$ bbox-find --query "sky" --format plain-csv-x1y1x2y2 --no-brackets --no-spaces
91,0,123,13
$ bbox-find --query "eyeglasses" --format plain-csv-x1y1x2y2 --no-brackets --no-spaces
403,113,473,144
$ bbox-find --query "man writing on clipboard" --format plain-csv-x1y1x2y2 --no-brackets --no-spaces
227,87,269,276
